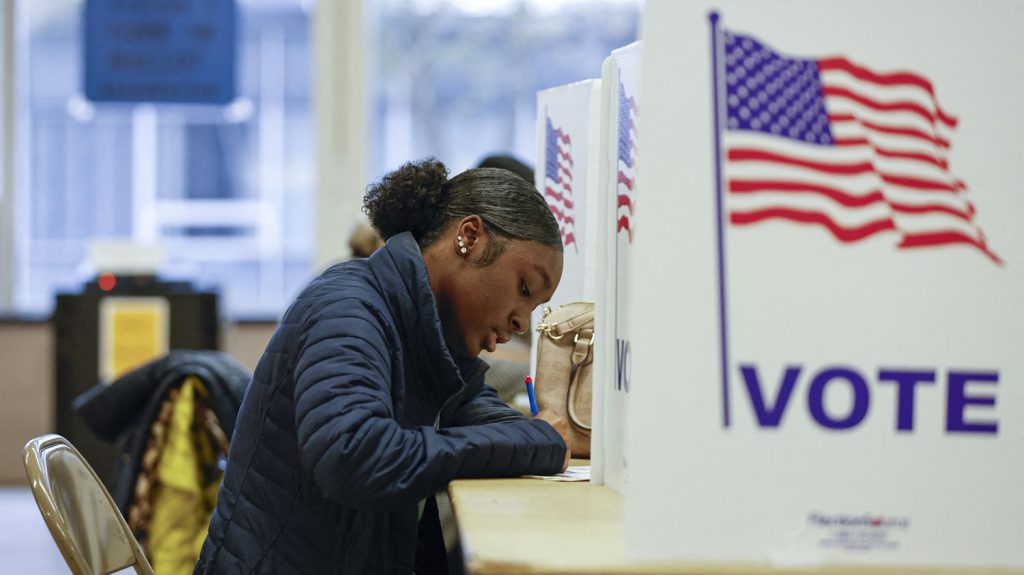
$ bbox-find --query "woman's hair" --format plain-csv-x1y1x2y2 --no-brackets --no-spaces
362,158,562,265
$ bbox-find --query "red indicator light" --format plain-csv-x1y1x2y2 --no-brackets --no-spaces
98,272,117,292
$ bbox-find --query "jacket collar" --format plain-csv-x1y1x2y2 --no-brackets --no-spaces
367,232,487,405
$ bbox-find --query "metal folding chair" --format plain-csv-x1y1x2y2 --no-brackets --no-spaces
23,434,153,575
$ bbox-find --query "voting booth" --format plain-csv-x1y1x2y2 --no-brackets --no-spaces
534,46,643,491
614,0,1024,569
529,0,1024,570
593,42,641,492
532,79,605,476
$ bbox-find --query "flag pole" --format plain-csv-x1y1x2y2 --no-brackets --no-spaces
709,11,731,428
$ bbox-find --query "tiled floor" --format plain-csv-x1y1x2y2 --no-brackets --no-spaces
0,486,71,574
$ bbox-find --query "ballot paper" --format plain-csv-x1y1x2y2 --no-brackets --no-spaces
525,466,591,482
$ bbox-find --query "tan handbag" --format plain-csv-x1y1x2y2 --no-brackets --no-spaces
534,302,594,458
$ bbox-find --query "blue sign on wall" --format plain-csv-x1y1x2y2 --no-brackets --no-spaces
84,0,237,104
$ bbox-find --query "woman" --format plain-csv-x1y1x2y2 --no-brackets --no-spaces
195,159,571,574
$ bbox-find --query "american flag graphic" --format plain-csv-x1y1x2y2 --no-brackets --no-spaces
720,29,1001,264
544,115,577,251
617,81,638,242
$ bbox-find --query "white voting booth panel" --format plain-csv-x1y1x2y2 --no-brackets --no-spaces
626,0,1024,569
531,81,601,356
531,79,605,477
594,42,641,494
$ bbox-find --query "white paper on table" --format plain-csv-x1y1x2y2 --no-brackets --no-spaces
524,466,591,482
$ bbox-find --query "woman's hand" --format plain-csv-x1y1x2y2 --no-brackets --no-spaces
534,409,572,472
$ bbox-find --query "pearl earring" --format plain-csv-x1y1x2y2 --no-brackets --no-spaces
457,235,467,254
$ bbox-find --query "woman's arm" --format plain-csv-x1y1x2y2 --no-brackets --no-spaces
449,383,572,471
447,383,525,426
292,299,565,511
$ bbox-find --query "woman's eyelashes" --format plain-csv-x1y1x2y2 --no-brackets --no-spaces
520,279,531,298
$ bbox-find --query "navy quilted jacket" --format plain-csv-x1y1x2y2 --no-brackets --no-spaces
194,232,566,574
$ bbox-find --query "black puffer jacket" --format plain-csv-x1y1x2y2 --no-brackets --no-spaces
195,232,566,574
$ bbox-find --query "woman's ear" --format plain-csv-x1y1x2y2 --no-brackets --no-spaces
456,215,486,256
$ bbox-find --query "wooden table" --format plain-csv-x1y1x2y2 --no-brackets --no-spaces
445,472,1023,575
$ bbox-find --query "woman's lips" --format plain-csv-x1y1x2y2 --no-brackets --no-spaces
485,329,510,353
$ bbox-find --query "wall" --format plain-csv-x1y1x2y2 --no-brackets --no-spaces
0,322,52,485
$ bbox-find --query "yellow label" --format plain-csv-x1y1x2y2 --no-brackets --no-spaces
100,297,170,382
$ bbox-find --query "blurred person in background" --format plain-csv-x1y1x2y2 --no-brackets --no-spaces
348,222,386,258
477,153,535,184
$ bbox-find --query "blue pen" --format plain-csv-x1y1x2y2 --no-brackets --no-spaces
525,375,539,416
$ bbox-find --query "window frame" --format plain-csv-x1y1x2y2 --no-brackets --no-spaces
1,1,16,313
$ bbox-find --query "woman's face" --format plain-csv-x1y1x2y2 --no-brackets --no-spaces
442,237,563,357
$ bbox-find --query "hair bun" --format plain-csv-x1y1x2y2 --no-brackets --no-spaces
362,159,450,241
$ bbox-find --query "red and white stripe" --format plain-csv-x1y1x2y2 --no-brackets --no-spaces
726,56,1001,264
617,95,639,243
545,127,577,251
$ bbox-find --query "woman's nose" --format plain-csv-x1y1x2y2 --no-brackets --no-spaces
511,316,524,336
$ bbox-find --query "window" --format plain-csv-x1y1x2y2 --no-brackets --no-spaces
371,0,640,180
13,0,314,317
7,0,639,318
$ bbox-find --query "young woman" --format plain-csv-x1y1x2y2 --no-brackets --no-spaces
195,159,571,574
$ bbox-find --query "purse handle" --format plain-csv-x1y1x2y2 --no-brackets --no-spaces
566,328,594,433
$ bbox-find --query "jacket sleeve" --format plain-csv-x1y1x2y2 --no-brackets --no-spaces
292,299,566,511
448,383,527,426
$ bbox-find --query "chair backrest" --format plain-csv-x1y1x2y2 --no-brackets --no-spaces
24,434,154,575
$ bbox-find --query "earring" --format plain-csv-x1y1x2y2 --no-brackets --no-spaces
457,235,467,254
